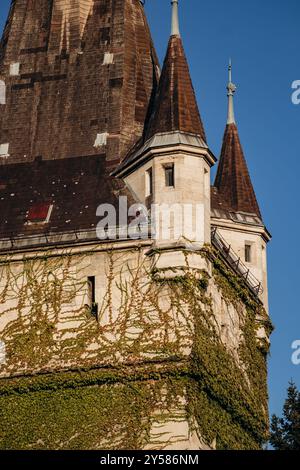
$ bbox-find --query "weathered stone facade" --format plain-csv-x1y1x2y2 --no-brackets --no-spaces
0,241,271,449
0,0,271,450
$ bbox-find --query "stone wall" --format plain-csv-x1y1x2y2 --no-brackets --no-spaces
0,241,271,449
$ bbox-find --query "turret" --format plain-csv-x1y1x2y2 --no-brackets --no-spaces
211,62,271,309
113,0,215,277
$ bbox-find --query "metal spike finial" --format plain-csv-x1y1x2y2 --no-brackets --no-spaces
228,58,232,83
227,59,237,124
171,0,180,37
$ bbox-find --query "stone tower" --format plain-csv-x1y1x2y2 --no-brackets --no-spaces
113,0,215,276
0,1,272,451
211,62,271,309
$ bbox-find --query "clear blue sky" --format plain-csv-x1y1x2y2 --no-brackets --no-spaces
1,0,300,421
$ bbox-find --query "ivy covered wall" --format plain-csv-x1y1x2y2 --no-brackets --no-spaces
0,245,272,450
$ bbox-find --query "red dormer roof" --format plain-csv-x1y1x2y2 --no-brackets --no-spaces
27,203,52,223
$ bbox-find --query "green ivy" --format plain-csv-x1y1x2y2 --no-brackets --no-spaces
0,247,271,450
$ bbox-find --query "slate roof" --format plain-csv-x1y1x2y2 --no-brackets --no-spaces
144,35,207,143
212,123,262,220
0,0,157,243
0,155,130,239
0,0,159,166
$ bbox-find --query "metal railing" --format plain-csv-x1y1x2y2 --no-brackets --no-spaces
211,227,263,297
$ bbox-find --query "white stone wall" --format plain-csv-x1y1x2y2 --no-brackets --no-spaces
125,151,211,246
212,221,269,311
0,236,266,449
0,240,256,373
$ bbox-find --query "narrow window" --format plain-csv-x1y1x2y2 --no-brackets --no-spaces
262,245,267,271
88,276,98,318
164,164,175,187
204,167,209,194
245,244,252,263
146,168,153,197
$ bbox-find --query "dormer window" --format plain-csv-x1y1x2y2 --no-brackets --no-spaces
10,63,20,76
103,52,114,65
164,163,174,187
0,143,9,158
27,203,53,224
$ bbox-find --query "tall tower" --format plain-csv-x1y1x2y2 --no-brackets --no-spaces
211,62,271,308
0,1,271,451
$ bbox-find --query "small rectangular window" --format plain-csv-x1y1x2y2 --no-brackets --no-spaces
146,168,153,197
245,244,252,263
164,164,174,187
88,276,98,318
88,277,95,304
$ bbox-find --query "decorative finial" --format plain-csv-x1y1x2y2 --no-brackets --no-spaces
171,0,180,37
227,59,237,124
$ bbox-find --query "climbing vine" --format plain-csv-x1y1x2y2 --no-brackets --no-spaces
0,245,271,450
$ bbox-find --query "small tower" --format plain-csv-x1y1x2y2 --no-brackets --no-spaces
113,0,216,276
211,62,271,309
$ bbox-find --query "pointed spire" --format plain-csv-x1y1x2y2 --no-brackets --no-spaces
213,67,262,219
171,0,180,37
144,1,206,142
227,59,237,124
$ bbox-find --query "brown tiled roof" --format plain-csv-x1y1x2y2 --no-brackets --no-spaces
0,0,159,166
0,155,133,239
144,35,206,142
213,123,262,219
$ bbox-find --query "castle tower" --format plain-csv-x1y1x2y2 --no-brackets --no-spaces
0,0,159,166
0,1,271,451
113,0,216,275
211,62,271,308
